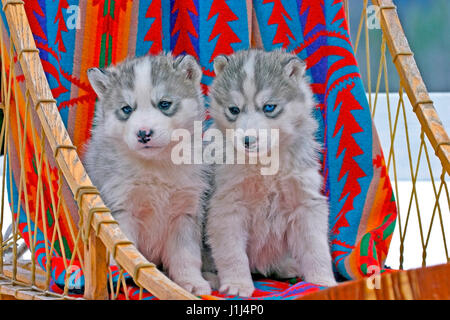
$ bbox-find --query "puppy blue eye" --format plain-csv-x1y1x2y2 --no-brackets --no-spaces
263,104,277,113
158,100,172,110
228,106,240,115
121,105,133,114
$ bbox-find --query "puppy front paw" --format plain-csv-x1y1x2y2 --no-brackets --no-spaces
177,277,212,296
219,280,255,297
202,271,220,291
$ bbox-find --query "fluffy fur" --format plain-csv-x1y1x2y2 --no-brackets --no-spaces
206,49,337,297
84,53,211,295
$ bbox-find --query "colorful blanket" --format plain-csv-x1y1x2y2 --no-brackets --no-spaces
1,0,397,299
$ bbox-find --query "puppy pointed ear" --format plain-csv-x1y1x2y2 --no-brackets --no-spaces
87,67,109,97
213,55,229,75
283,56,306,82
173,55,202,84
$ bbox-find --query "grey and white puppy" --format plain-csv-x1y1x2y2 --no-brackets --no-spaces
85,53,211,295
206,49,337,297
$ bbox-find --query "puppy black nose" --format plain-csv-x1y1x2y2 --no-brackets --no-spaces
137,129,153,144
244,136,257,149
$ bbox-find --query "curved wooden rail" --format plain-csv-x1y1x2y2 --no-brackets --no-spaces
371,0,450,174
299,262,450,300
1,0,196,300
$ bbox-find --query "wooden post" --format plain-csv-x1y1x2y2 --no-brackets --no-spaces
83,229,109,299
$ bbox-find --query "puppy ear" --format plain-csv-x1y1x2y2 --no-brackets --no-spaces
213,55,229,76
87,67,109,97
173,55,202,84
282,56,306,82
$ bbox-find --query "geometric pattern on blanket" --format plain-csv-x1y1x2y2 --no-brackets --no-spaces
1,0,397,299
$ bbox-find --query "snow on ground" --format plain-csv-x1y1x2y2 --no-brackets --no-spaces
385,180,449,269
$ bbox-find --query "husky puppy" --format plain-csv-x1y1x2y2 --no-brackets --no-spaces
85,54,211,295
206,49,337,296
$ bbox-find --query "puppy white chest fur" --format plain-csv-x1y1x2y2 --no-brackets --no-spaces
111,162,204,265
247,177,299,266
221,168,303,275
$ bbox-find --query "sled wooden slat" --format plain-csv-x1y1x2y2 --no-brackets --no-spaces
0,281,77,300
2,263,47,291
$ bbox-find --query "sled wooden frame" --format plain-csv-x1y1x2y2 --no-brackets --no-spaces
298,262,450,300
0,0,448,300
